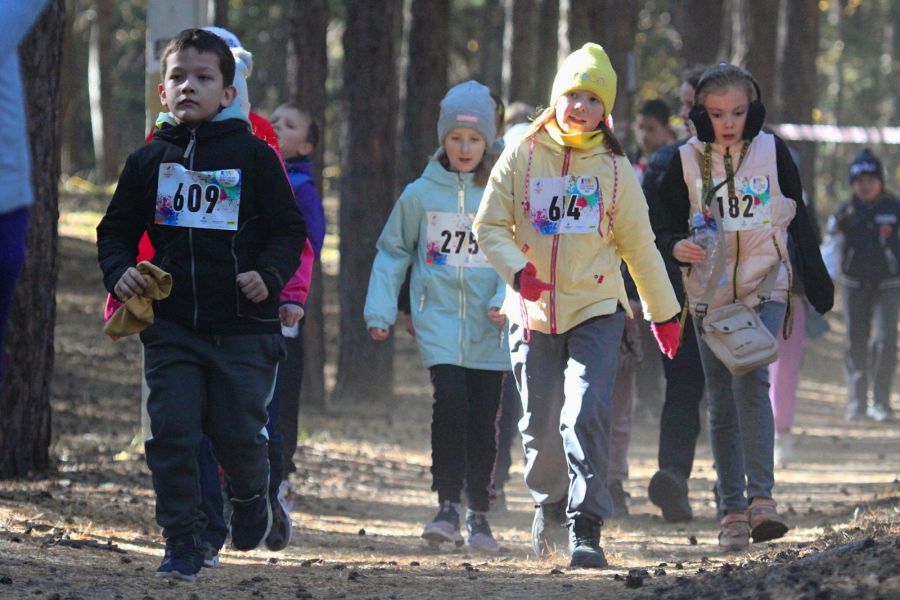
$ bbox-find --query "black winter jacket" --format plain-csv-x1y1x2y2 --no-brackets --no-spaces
97,119,306,335
830,193,900,289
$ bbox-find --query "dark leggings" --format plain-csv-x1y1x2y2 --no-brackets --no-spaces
0,208,29,384
429,365,503,512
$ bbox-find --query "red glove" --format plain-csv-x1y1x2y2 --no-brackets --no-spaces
516,262,552,301
651,320,681,359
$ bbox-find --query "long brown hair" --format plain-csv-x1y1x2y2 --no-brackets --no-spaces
522,105,625,156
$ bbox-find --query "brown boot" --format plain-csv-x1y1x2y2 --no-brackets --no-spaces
718,511,749,550
748,497,789,542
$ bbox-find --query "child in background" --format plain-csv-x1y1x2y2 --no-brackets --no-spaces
653,64,832,550
829,149,899,422
365,81,508,554
97,29,306,581
269,103,326,483
474,44,681,568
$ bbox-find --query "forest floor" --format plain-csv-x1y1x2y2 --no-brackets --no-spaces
0,195,897,599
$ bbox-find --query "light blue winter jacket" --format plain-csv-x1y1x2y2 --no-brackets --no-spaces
0,0,48,215
365,160,509,370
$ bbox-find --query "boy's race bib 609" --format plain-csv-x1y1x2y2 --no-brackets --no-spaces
425,212,489,268
156,163,241,230
530,175,602,234
698,175,771,231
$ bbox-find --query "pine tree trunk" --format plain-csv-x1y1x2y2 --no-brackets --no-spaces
508,0,539,106
88,0,117,182
567,0,606,53
676,0,724,69
398,0,448,189
603,0,637,148
333,0,400,406
213,0,229,27
291,0,329,409
777,0,819,191
478,0,505,96
744,0,779,111
0,0,64,480
533,0,559,107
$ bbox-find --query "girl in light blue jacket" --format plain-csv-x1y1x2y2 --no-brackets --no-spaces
365,81,508,553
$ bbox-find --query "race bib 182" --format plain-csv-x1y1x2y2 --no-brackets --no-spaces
697,175,771,231
529,175,602,235
156,163,241,231
425,211,489,268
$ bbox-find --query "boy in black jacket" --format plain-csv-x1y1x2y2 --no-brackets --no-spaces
830,149,899,422
97,29,305,581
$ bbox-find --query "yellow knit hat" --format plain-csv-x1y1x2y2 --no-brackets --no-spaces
550,43,617,119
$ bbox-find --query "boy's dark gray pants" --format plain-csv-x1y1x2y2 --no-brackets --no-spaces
509,312,624,524
140,318,285,539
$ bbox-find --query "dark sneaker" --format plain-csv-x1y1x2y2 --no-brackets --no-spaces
608,479,630,518
264,483,293,551
156,534,203,582
568,516,608,569
466,511,500,553
422,501,463,546
531,500,568,558
229,489,272,551
867,403,894,422
648,469,693,522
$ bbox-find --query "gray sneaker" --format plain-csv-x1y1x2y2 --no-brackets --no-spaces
422,501,463,547
466,511,499,554
867,403,894,422
531,500,568,558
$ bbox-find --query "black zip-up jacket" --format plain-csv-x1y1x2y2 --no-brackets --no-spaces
649,134,834,315
97,118,306,335
831,193,900,289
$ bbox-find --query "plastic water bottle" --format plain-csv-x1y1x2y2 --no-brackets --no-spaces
691,213,721,289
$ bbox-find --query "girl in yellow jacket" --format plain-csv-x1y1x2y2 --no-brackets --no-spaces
473,44,681,569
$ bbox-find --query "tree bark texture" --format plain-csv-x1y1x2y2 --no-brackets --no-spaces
567,0,606,53
508,0,540,106
777,0,819,193
213,0,229,27
334,0,400,405
291,0,329,409
398,0,448,189
743,0,779,112
532,0,559,108
88,0,117,182
0,0,64,479
478,0,505,96
676,0,724,69
602,0,637,149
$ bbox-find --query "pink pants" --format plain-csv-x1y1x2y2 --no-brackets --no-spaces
768,300,808,434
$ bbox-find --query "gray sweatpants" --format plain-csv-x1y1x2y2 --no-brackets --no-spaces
140,318,284,539
509,312,625,523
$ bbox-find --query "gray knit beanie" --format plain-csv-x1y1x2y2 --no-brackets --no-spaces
437,81,497,146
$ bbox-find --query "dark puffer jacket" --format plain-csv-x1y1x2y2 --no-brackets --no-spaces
97,118,306,335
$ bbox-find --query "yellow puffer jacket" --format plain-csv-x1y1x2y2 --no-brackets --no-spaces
474,129,680,334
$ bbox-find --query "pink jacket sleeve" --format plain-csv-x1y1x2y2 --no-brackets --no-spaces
279,238,314,305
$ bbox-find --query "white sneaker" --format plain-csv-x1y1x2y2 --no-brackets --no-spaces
774,433,795,467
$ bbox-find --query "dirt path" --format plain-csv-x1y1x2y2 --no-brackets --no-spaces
0,210,897,599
